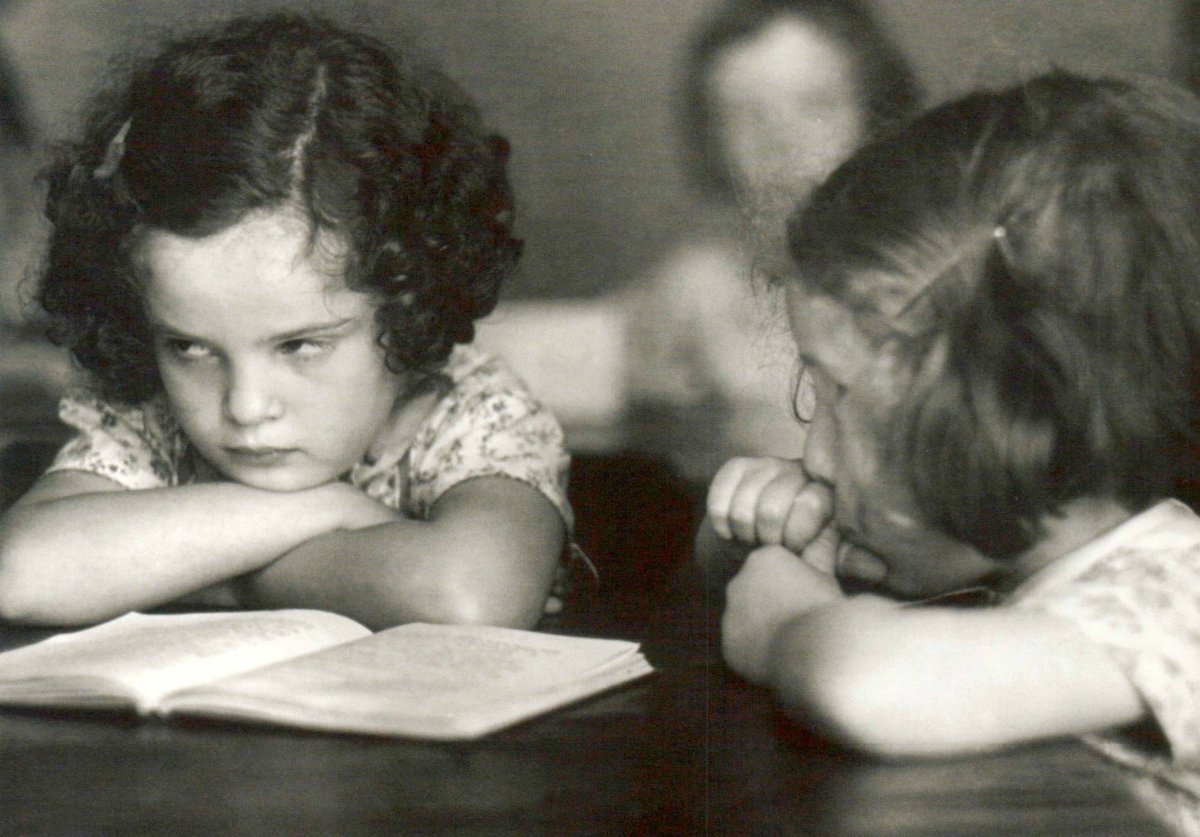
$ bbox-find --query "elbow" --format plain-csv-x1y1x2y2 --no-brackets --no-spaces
432,589,542,630
0,524,47,624
422,571,545,629
368,566,547,631
0,518,101,626
405,536,557,630
0,564,95,627
0,553,63,626
361,514,561,630
0,577,38,625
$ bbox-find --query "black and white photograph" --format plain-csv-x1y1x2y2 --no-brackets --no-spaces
0,1,1196,834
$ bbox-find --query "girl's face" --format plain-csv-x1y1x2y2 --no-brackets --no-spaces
709,16,866,199
785,283,1004,598
139,210,406,492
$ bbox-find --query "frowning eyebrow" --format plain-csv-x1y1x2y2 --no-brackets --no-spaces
146,315,361,344
263,317,361,343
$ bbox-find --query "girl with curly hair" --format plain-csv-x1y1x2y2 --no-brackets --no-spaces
0,13,572,630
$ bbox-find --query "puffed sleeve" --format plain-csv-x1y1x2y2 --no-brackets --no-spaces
1010,535,1200,769
45,392,186,489
406,351,573,531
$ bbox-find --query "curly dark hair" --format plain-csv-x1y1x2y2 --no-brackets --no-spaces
38,12,522,404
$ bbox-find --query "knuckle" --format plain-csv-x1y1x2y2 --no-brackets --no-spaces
755,494,790,533
792,483,832,519
721,457,755,481
706,495,727,523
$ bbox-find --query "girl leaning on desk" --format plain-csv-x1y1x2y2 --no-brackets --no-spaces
699,71,1200,835
0,12,577,632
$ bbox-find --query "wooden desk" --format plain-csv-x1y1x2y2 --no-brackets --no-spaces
0,566,1170,836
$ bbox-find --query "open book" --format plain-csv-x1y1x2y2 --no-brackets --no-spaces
0,610,653,740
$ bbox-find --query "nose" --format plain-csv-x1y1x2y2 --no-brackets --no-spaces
223,360,283,426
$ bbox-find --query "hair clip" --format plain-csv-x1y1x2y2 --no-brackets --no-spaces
992,223,1016,264
92,119,132,179
893,224,1010,330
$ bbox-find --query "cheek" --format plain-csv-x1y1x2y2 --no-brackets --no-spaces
827,400,908,526
157,361,213,412
157,369,224,452
318,349,402,413
718,115,759,177
829,396,882,478
818,103,865,155
839,432,910,532
343,339,395,385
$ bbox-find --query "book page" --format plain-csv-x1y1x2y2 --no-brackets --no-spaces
161,623,653,739
0,609,370,712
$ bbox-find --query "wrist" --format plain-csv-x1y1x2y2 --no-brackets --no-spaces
307,480,360,526
765,594,895,683
257,481,360,538
213,480,354,547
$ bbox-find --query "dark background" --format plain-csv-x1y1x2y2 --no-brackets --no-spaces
0,0,1181,306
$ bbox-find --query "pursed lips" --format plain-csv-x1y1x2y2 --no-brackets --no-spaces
224,446,298,464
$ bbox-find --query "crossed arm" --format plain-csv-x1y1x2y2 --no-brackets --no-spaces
698,456,1146,757
0,469,562,630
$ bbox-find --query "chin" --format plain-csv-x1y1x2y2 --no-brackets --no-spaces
219,466,334,493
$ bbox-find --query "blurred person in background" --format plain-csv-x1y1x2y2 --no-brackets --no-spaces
623,0,918,480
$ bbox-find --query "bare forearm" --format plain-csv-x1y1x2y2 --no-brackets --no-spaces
0,483,348,624
242,519,559,630
766,598,1145,757
240,478,564,630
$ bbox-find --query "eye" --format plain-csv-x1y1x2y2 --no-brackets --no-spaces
277,338,332,360
162,338,213,360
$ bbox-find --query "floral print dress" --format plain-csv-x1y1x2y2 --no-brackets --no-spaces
1008,499,1200,836
47,345,575,608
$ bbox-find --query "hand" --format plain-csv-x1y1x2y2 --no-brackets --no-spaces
806,342,993,598
319,481,400,530
706,456,832,553
721,545,844,684
700,457,837,587
193,458,398,533
542,562,570,616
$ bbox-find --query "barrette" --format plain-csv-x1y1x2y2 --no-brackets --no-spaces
93,119,132,179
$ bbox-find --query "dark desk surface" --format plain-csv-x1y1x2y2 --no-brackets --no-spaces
0,564,1171,837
